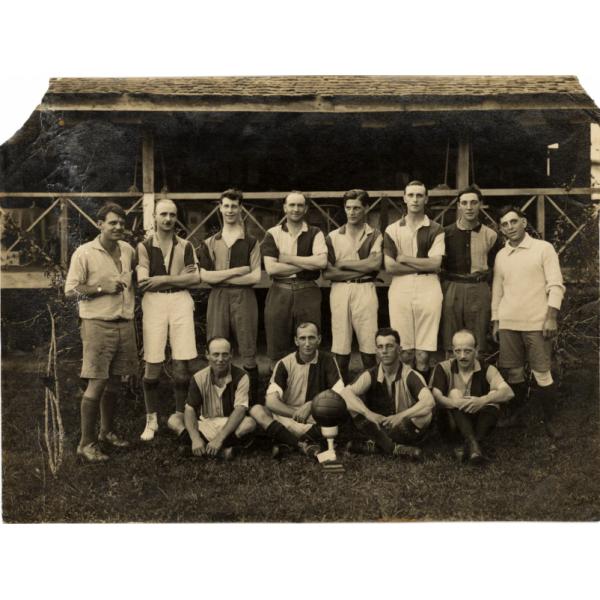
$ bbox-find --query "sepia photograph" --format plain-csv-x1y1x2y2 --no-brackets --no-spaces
0,2,598,599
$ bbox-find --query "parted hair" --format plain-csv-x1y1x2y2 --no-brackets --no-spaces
405,180,428,193
220,188,244,204
296,321,321,336
498,205,527,221
375,327,401,345
343,189,370,207
97,202,126,222
283,190,307,206
457,184,483,203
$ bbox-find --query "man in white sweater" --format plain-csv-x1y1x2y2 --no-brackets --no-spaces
492,206,565,439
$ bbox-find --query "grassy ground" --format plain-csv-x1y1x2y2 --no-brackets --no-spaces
2,351,599,523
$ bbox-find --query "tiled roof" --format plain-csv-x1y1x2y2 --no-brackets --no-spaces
47,75,589,98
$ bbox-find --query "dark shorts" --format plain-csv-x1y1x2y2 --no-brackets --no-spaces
264,281,321,361
206,287,258,365
441,280,491,351
498,329,552,372
80,318,138,380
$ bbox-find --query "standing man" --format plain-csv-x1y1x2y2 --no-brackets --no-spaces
431,329,514,464
65,203,137,462
441,185,502,355
492,206,565,439
383,181,445,377
182,337,256,459
198,189,261,405
249,322,344,458
262,191,328,363
137,198,201,441
340,328,435,460
323,189,382,381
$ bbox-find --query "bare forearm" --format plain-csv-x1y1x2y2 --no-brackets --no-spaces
385,257,418,275
340,387,371,416
398,256,441,272
485,384,514,405
323,265,364,281
166,271,201,288
432,388,459,409
184,406,202,443
227,268,261,286
265,393,296,418
282,254,327,270
337,255,381,273
399,396,434,420
201,268,246,284
266,262,303,276
217,407,246,441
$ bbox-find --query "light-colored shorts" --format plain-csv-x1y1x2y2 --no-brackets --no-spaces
330,281,378,355
498,330,552,372
197,415,256,441
80,318,138,379
388,274,442,352
142,290,197,363
273,414,316,439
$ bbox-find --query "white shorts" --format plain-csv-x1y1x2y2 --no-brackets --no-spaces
388,274,442,352
142,290,197,363
197,415,255,441
273,414,316,439
330,281,378,355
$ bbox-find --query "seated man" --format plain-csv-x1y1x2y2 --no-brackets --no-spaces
181,337,256,459
430,329,514,464
250,321,344,458
340,327,435,460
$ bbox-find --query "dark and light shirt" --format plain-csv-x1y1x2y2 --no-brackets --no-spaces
443,221,501,275
266,351,344,406
326,223,382,280
262,221,327,280
348,363,427,416
431,358,506,398
187,365,249,418
65,236,136,320
136,233,197,279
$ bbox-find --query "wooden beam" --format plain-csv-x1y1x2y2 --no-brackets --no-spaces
536,194,546,239
456,138,470,190
59,198,69,269
142,130,155,232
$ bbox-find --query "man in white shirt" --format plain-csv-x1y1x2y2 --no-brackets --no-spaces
492,206,565,439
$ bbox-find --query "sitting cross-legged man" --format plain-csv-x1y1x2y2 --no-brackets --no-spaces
340,327,435,461
430,329,514,464
249,321,344,459
180,336,256,460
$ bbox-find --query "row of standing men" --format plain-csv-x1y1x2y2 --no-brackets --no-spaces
65,181,565,463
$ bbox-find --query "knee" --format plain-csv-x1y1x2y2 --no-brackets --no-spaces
85,378,107,399
172,361,190,386
531,370,553,387
505,367,526,384
236,416,257,437
249,405,272,428
448,388,463,401
145,362,162,379
400,349,415,365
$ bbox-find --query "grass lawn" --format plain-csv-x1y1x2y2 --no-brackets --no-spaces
2,352,599,523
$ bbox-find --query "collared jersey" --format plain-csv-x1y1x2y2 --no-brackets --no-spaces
136,233,198,280
383,215,445,268
266,350,344,406
443,221,502,275
326,223,382,279
348,362,427,416
492,233,565,330
431,358,506,397
65,236,136,320
186,365,249,418
199,227,260,284
262,221,327,280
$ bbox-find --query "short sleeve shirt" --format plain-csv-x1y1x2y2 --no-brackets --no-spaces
187,365,249,418
326,223,382,279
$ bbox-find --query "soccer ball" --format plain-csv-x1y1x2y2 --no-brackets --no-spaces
311,390,349,428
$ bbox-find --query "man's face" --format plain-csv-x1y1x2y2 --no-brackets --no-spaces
284,193,308,224
458,193,481,223
452,333,477,370
295,324,321,360
499,211,527,245
154,200,177,233
345,198,367,226
404,184,428,214
207,339,232,376
375,335,401,366
220,197,242,225
98,211,125,242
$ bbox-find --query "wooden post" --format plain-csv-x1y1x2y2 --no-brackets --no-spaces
456,138,470,190
59,197,68,269
536,194,546,239
142,130,155,233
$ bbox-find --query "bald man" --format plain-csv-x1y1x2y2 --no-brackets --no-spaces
137,198,201,441
431,329,513,464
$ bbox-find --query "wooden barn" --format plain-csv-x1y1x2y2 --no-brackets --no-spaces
1,76,598,296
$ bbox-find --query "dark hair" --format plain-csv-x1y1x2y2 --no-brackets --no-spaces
498,205,526,221
457,184,483,204
405,180,428,194
375,327,400,345
97,202,126,222
343,189,370,207
284,190,307,206
220,188,244,205
206,336,232,353
296,321,320,336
